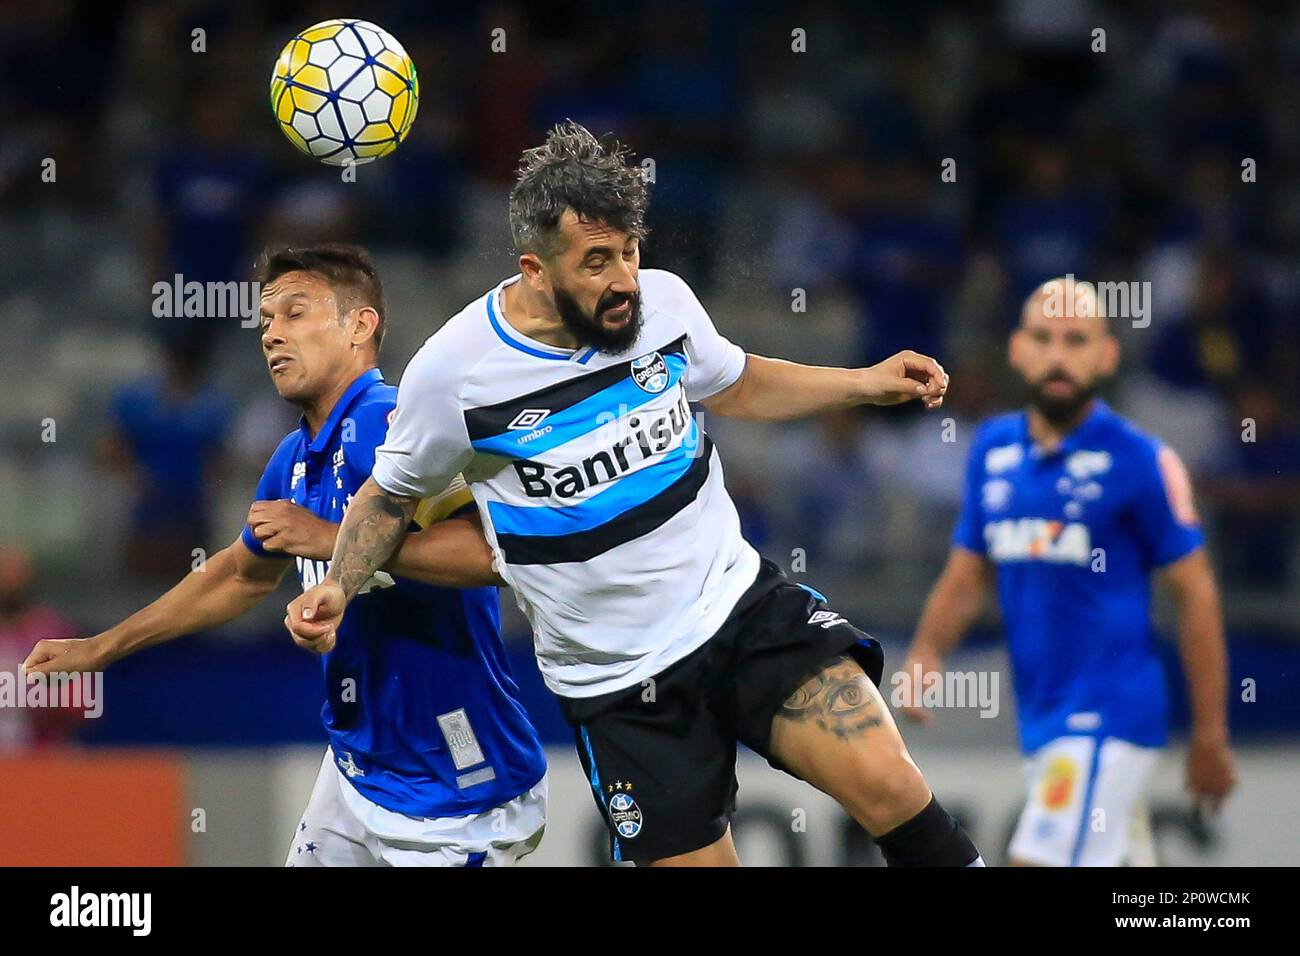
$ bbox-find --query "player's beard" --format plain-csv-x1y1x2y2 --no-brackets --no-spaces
553,285,642,355
1024,371,1098,427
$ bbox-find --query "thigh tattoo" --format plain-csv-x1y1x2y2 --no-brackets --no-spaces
777,655,883,739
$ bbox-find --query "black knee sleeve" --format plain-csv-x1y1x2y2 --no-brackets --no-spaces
875,795,980,867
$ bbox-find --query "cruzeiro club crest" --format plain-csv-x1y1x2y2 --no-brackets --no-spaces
630,351,669,394
606,781,643,838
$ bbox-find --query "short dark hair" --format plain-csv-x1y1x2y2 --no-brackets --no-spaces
254,243,387,352
509,120,649,258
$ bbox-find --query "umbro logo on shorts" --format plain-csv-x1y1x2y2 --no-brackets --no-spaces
507,408,551,430
808,609,846,629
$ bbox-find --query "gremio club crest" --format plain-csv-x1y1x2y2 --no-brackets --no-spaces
630,351,669,393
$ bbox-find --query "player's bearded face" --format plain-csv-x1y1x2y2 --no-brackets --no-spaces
1023,367,1098,425
552,282,642,354
1012,306,1115,428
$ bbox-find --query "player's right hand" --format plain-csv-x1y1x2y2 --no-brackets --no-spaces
286,582,347,655
862,350,949,410
22,636,112,676
895,651,942,725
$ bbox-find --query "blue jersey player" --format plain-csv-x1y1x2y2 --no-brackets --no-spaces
24,245,548,867
902,278,1236,866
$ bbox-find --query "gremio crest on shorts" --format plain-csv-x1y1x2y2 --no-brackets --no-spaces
630,351,669,393
607,789,643,838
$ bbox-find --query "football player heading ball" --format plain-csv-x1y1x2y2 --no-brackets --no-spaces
288,121,984,868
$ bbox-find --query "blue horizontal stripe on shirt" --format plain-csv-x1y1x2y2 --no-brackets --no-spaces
487,424,701,537
470,355,686,460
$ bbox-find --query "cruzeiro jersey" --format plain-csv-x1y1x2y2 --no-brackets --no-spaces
953,399,1204,752
242,368,546,817
373,269,760,698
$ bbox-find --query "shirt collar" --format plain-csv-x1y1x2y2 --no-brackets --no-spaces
1021,397,1111,459
487,277,599,364
302,368,384,454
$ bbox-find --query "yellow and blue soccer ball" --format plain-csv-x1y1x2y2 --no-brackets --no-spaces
270,19,419,166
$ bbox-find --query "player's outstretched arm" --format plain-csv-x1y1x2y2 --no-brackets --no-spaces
386,512,504,588
21,537,289,676
1161,548,1237,809
702,351,949,422
898,546,991,724
326,476,418,598
248,497,501,588
286,477,417,654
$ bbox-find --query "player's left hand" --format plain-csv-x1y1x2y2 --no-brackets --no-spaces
1186,732,1236,812
862,350,949,409
285,582,347,655
248,500,336,558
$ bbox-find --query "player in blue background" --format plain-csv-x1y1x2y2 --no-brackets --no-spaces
24,244,548,866
902,278,1236,866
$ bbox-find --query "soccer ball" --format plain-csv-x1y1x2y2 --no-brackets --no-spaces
270,19,419,166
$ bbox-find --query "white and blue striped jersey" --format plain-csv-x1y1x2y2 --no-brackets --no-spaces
373,269,760,698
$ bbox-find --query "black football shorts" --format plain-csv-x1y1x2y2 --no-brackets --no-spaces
557,558,883,863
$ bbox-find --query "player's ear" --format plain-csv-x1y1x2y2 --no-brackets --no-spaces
518,252,545,289
1007,327,1024,370
1099,333,1120,376
351,306,381,349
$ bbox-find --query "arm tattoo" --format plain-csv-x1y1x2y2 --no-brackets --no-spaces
325,481,417,599
777,654,883,739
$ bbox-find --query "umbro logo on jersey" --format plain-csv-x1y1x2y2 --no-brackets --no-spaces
808,609,846,629
985,443,1023,474
508,408,551,430
631,351,669,393
336,751,366,778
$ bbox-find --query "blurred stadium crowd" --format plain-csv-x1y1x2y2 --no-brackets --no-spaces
1,1,1298,750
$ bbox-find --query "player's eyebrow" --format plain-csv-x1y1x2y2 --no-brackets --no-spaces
259,290,309,316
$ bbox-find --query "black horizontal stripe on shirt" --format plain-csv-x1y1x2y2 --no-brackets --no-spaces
496,434,713,565
464,334,687,442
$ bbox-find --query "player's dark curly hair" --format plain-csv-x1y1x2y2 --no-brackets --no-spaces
254,243,387,352
509,120,649,259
